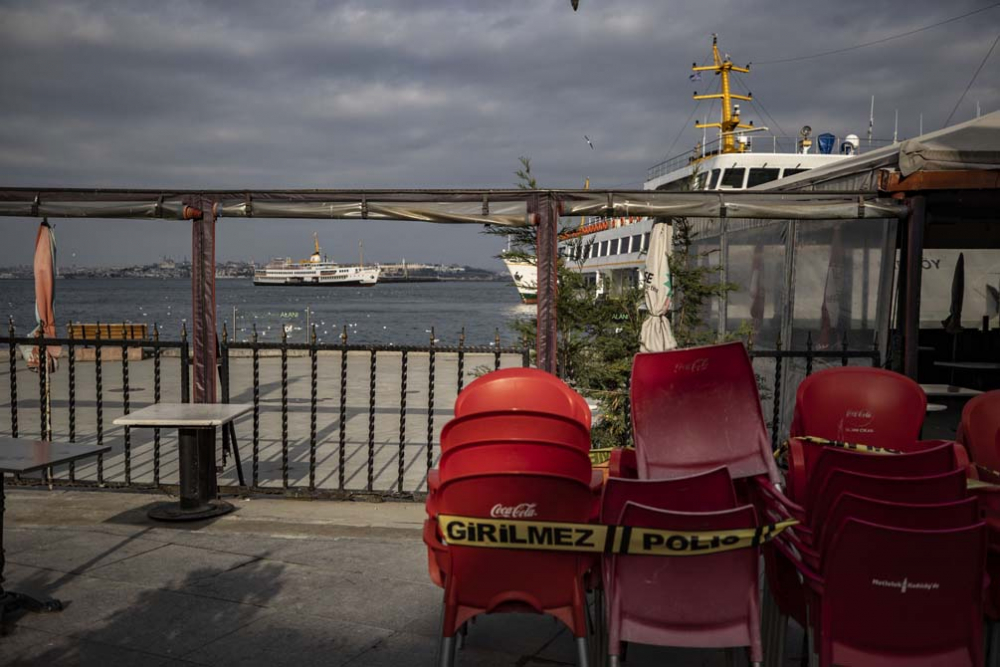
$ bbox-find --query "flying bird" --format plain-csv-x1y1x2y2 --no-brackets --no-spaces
584,135,594,150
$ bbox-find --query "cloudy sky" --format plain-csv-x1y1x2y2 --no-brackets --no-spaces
0,0,997,268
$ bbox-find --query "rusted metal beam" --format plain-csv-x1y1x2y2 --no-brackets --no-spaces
903,196,926,380
882,169,1000,192
533,194,559,375
189,196,217,403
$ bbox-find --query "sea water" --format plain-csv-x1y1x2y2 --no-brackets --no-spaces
1,278,532,346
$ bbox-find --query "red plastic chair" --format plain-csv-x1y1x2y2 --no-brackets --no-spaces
784,438,960,506
789,366,926,450
440,411,591,454
606,501,763,666
806,493,979,571
814,519,985,666
960,390,1000,471
425,471,598,666
454,367,592,430
440,441,593,484
599,468,738,524
630,342,780,484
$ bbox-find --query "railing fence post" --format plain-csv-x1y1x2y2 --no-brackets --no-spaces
68,322,76,481
121,322,131,485
251,324,260,488
153,325,161,486
338,325,348,491
426,327,436,474
309,325,318,491
280,328,289,489
8,318,17,438
398,349,408,494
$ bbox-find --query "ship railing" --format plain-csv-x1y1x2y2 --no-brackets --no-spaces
0,322,531,499
646,134,903,182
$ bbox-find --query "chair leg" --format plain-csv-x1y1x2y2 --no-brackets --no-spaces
575,637,590,667
439,637,456,667
986,619,999,667
228,423,246,487
457,622,468,650
608,655,621,667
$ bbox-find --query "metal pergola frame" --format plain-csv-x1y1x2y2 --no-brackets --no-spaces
0,186,909,403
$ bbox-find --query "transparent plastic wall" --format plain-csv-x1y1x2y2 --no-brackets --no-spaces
686,217,723,337
777,217,898,439
723,220,788,349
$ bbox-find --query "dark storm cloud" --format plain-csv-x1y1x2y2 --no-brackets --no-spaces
0,0,997,266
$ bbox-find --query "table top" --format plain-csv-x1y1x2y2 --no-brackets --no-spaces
113,403,253,428
0,437,111,474
920,384,983,398
934,361,1000,370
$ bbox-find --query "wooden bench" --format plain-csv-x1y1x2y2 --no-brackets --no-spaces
68,323,148,341
67,323,148,361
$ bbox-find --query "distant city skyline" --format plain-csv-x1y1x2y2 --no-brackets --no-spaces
1,0,997,267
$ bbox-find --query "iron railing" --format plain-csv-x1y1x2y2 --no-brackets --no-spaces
0,321,529,499
2,322,879,498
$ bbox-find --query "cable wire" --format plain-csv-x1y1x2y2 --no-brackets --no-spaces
943,31,1000,127
755,3,1000,65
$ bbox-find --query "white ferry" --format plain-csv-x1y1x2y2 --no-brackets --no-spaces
560,36,858,293
502,253,538,304
254,234,380,287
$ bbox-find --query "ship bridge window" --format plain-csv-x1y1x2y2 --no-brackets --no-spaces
720,168,746,189
600,240,609,257
610,238,620,255
620,237,631,254
631,234,643,253
708,169,721,190
747,168,781,188
696,172,709,190
782,168,808,178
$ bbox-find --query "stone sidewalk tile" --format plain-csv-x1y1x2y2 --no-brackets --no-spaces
276,536,430,583
179,611,394,667
0,632,184,667
181,559,441,632
343,630,519,667
7,529,167,574
81,542,259,589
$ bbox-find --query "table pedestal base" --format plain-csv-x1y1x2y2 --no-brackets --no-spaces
147,499,235,522
145,426,235,522
1,590,63,625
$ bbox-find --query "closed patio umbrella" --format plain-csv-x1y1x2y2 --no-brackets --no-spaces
639,220,677,352
20,219,61,371
942,252,965,334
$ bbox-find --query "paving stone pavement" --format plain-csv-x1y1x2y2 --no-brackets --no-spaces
0,488,805,666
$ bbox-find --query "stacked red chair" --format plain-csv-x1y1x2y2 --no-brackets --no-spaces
600,469,763,666
602,342,774,664
763,366,988,665
957,390,1000,658
423,368,599,666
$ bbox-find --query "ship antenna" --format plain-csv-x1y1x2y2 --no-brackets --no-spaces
692,35,753,154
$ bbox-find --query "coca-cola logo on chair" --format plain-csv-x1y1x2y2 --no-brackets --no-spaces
490,503,538,519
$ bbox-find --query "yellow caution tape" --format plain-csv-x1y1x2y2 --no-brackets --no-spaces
437,514,797,557
774,436,902,463
967,478,999,490
588,446,634,466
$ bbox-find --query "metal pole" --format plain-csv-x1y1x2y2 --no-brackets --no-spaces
903,196,926,380
188,197,217,403
533,193,559,375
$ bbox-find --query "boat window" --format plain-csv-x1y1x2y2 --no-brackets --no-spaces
782,168,808,178
708,169,721,190
642,232,651,251
620,237,631,254
600,241,609,257
610,238,620,255
631,234,643,253
747,168,781,188
696,172,709,190
720,168,746,189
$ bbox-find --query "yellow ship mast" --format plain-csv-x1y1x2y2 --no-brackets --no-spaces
313,232,321,255
692,34,754,154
